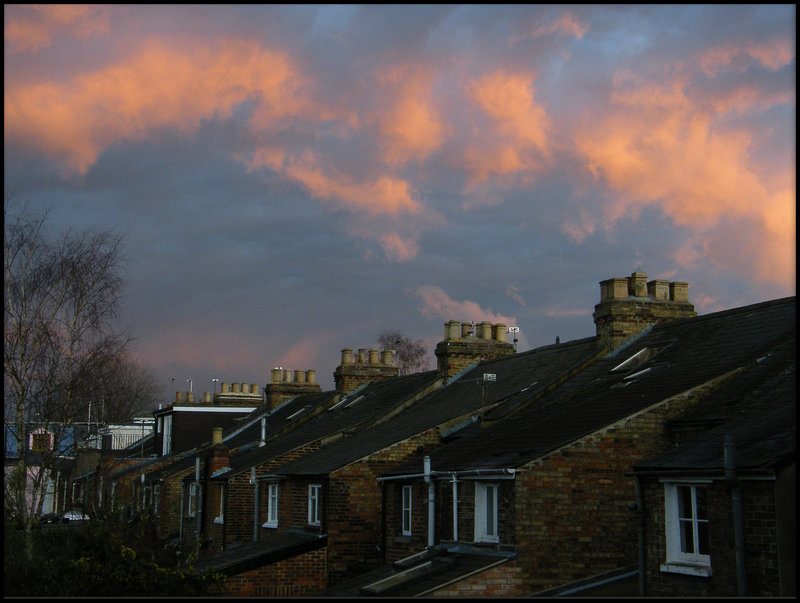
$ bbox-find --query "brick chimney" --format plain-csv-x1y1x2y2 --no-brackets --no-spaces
592,269,697,351
265,368,322,410
434,320,515,382
206,427,230,475
334,348,399,395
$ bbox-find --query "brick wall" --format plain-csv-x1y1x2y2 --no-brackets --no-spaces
211,545,327,597
642,479,783,597
325,428,442,585
511,386,711,594
428,560,523,597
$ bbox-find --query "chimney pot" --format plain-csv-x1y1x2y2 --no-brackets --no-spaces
479,321,492,339
212,427,223,446
232,382,240,393
221,382,230,394
271,368,283,383
461,322,473,338
381,350,393,365
186,391,194,403
251,383,259,394
358,349,367,363
368,349,379,364
203,392,211,403
306,369,316,384
294,370,306,383
670,282,689,302
341,349,353,365
175,391,183,403
494,324,507,342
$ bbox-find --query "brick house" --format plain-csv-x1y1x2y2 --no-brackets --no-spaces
74,269,794,598
633,332,795,597
332,290,794,596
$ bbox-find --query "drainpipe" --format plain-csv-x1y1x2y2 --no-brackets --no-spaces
424,456,434,548
725,435,747,597
634,475,646,597
251,467,259,542
195,458,202,540
451,473,458,542
179,481,185,540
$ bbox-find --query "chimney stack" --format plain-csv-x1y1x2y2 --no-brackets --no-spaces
435,320,515,382
334,346,400,395
593,269,696,351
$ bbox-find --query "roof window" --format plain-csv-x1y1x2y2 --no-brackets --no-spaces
610,345,666,373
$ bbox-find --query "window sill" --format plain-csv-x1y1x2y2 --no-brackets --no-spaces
213,517,224,524
660,562,713,577
262,522,278,529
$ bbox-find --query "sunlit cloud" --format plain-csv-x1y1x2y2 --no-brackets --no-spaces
372,63,448,166
697,37,796,76
378,232,419,262
574,63,795,287
462,70,551,188
4,4,111,53
4,38,315,173
415,285,516,325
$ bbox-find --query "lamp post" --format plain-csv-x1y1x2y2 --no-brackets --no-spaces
212,378,219,399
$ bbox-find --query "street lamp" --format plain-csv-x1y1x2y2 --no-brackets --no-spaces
212,378,219,396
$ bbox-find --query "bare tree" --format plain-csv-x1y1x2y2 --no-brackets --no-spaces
4,198,129,559
77,352,164,423
377,330,430,375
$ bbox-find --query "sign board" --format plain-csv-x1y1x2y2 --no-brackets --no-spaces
508,327,520,332
483,373,496,382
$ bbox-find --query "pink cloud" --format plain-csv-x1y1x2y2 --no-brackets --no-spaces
462,70,551,187
574,70,795,287
4,4,111,53
415,285,516,326
371,63,448,166
4,38,315,173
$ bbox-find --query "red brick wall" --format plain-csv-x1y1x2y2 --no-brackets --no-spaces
212,545,328,597
642,479,783,597
428,560,522,597
325,429,442,585
512,388,715,594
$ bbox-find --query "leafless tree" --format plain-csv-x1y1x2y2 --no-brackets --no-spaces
4,198,130,559
377,330,430,375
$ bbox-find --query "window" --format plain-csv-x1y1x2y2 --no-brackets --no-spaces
401,485,412,536
308,484,321,526
662,482,712,576
162,415,172,455
214,485,224,524
188,482,198,517
474,482,499,543
153,484,160,515
263,483,279,528
30,430,53,452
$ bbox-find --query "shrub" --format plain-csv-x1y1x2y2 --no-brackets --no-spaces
4,515,223,596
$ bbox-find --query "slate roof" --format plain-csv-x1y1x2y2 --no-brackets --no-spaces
267,336,603,477
192,529,327,576
217,370,443,478
633,336,796,476
315,542,517,597
382,296,795,476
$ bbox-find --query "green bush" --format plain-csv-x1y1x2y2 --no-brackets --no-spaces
4,515,223,596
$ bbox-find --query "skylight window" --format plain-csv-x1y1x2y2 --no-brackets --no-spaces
610,346,665,373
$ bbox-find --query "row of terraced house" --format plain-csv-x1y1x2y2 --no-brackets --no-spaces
66,269,795,597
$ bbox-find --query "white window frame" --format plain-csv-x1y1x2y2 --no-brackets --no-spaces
661,481,712,577
401,485,413,536
263,483,279,528
188,482,198,517
214,485,224,524
162,415,172,455
308,484,321,526
153,483,160,515
474,482,499,543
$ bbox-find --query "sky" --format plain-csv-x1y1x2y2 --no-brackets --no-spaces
4,4,796,399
